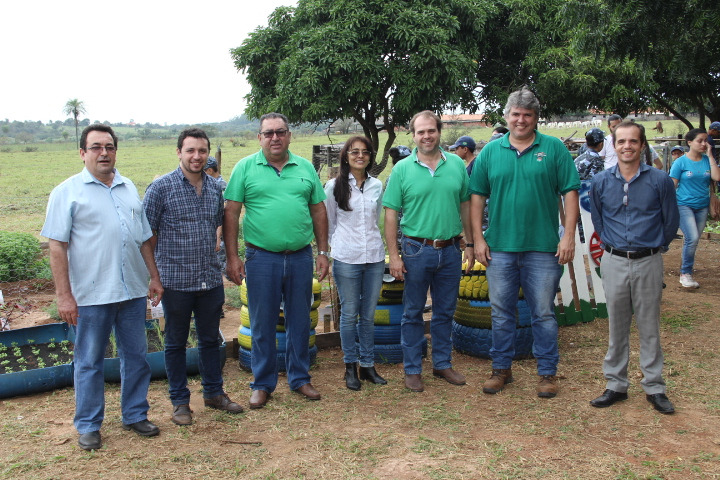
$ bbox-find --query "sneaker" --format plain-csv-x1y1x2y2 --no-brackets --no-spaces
537,375,559,398
482,368,513,394
679,274,700,289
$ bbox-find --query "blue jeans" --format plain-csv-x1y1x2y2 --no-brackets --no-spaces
400,237,462,374
333,259,384,366
245,245,313,392
678,205,708,274
74,297,150,434
162,286,225,405
486,251,562,375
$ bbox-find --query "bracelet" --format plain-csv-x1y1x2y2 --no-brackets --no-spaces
465,243,474,248
318,251,330,256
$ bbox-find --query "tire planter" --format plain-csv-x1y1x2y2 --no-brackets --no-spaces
373,304,404,325
238,345,318,372
103,320,227,383
239,279,322,309
372,324,401,344
370,338,428,364
0,323,75,399
451,321,533,359
237,326,317,352
239,306,319,331
377,281,404,305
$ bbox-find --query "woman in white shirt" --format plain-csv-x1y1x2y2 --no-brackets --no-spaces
325,136,387,390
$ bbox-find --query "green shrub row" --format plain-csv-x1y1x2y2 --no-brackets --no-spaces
0,231,50,282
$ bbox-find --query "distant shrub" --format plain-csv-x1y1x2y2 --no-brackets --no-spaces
22,147,39,153
0,147,11,153
0,231,47,282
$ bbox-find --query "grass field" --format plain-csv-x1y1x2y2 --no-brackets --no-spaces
0,119,690,237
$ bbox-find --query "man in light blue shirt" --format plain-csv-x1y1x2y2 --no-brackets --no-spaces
42,124,163,450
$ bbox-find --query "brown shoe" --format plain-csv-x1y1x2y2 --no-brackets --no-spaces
249,390,270,409
432,368,466,385
204,393,244,413
294,383,321,401
537,375,559,398
171,404,193,425
482,368,513,394
404,373,424,392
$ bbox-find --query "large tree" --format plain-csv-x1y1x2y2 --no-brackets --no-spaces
231,0,495,173
63,99,86,149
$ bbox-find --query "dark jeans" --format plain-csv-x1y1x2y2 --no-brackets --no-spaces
162,286,225,405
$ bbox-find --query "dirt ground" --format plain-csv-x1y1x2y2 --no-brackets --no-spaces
2,238,720,479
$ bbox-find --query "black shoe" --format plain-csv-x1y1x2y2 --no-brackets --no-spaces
359,366,387,385
78,431,102,450
122,419,160,437
590,389,628,408
646,393,675,414
345,363,361,391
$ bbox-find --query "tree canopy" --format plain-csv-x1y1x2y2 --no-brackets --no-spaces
231,0,497,172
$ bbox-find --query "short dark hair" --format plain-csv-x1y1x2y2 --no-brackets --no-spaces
607,114,623,125
177,128,210,151
684,128,707,143
259,113,290,132
613,121,652,165
80,124,118,151
409,110,442,134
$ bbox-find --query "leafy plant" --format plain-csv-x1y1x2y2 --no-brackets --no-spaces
0,231,47,282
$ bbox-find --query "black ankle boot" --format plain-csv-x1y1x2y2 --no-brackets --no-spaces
359,366,387,385
345,363,361,391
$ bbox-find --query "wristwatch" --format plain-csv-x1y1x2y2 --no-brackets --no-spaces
465,243,475,248
318,251,330,256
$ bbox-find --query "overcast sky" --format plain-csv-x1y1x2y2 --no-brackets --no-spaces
2,0,296,125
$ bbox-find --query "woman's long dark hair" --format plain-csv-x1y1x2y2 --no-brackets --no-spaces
333,136,375,211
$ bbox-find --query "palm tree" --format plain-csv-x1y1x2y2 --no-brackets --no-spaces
63,99,86,149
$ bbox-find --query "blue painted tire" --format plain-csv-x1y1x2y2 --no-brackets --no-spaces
238,345,318,372
370,338,428,364
374,304,404,325
516,299,531,327
451,322,533,359
238,326,316,351
372,324,401,344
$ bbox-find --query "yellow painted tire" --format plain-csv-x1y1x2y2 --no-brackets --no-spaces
240,279,321,308
240,305,318,331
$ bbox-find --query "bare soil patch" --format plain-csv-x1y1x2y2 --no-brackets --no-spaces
2,239,720,479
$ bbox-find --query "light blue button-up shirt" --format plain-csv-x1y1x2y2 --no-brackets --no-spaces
41,168,152,306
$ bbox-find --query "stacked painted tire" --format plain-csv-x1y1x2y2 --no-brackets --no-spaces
237,279,321,372
370,262,428,364
452,261,533,359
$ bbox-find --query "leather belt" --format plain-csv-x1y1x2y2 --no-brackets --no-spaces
404,235,461,249
245,242,307,255
604,245,660,259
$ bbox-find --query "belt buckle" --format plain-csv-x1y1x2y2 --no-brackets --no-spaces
432,239,442,249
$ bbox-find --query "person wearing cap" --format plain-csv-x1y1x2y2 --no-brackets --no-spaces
143,128,244,426
575,128,606,180
449,136,477,175
599,114,623,169
670,145,685,162
204,156,227,191
708,121,720,150
383,110,475,393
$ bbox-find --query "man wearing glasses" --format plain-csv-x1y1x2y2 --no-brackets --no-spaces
42,124,163,450
224,113,329,408
383,110,475,393
589,121,679,414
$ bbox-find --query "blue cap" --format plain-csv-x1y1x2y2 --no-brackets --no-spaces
585,128,605,147
449,136,476,151
204,156,218,170
671,145,686,154
710,121,720,131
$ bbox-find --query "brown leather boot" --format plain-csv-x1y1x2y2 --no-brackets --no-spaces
482,368,513,394
537,375,559,398
404,374,424,392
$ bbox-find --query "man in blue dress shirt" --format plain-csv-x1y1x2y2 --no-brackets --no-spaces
589,121,679,414
42,124,164,450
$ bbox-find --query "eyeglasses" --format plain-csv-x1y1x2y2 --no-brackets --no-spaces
86,145,116,153
349,149,372,157
260,129,289,139
623,182,628,206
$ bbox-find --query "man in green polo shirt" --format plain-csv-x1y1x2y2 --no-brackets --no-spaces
224,112,329,409
470,87,580,398
383,110,475,393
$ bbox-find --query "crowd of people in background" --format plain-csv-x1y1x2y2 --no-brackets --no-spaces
42,88,719,451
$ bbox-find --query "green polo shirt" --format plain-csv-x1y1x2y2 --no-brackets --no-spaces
224,150,326,252
469,131,580,252
383,149,469,239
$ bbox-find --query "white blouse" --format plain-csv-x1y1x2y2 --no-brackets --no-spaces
324,174,385,264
